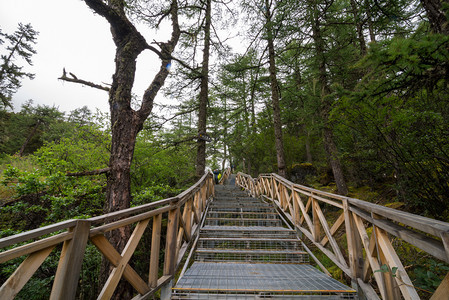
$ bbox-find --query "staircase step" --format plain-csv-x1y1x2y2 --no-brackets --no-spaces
173,262,357,299
172,179,357,299
207,211,279,219
195,249,309,263
198,237,303,251
200,226,297,238
204,217,283,227
208,206,276,213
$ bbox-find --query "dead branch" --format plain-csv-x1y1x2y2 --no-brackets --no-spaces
59,68,110,92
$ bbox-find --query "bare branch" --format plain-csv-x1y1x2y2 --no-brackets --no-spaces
59,68,110,92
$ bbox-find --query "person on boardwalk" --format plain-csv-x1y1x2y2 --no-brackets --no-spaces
213,169,220,184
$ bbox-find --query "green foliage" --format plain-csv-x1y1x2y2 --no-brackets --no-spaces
374,264,398,277
132,183,183,206
131,129,196,193
0,23,38,109
413,260,449,293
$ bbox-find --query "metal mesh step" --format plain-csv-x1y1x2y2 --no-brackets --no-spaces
172,184,357,299
195,249,309,263
212,201,266,206
172,292,357,299
198,238,302,251
208,206,275,213
207,211,279,219
200,226,296,238
205,218,283,227
173,263,357,299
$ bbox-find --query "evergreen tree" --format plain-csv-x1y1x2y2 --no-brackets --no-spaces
0,23,38,109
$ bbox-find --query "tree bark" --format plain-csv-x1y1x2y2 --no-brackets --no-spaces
311,3,348,195
196,0,212,178
265,0,287,178
350,0,367,55
420,0,449,34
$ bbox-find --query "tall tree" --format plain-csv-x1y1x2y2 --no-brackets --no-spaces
61,1,180,297
0,23,38,109
308,0,349,195
196,0,212,177
263,0,287,177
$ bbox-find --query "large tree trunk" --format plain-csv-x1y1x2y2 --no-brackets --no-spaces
420,0,449,34
311,3,348,195
350,0,367,55
265,0,287,178
196,0,212,177
82,0,180,298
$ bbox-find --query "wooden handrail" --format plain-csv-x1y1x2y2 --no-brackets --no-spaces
0,171,215,300
218,167,231,185
236,172,449,299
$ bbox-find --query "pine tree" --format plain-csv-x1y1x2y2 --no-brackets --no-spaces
0,23,38,109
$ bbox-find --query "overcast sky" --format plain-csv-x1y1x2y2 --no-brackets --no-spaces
0,0,172,114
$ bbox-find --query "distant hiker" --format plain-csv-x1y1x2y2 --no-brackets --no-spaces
213,169,220,184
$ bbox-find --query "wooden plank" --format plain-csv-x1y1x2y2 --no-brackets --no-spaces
375,225,420,300
98,218,151,300
347,197,449,237
321,212,345,247
312,197,321,242
184,199,193,239
310,194,343,209
351,206,448,263
293,191,301,225
357,278,381,300
133,275,173,300
440,231,449,263
51,220,91,300
296,194,313,233
0,219,76,249
431,272,449,300
352,212,388,300
0,232,72,264
343,199,363,279
90,206,170,237
149,214,162,288
90,235,149,295
299,196,312,226
296,224,352,276
362,231,377,282
178,211,190,243
314,201,347,267
163,207,179,276
375,226,401,300
0,246,54,299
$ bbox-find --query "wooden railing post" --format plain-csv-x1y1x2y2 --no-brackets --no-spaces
164,204,179,276
343,199,363,283
161,203,179,300
149,214,162,288
311,194,320,242
50,220,90,300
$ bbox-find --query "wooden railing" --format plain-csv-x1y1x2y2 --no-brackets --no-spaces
218,167,231,185
237,172,449,300
0,172,214,300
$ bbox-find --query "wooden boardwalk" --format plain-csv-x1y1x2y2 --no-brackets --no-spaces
172,182,357,299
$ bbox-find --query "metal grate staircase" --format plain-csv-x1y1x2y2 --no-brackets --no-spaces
172,182,357,299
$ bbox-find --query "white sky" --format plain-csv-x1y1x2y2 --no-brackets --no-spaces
0,0,172,114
